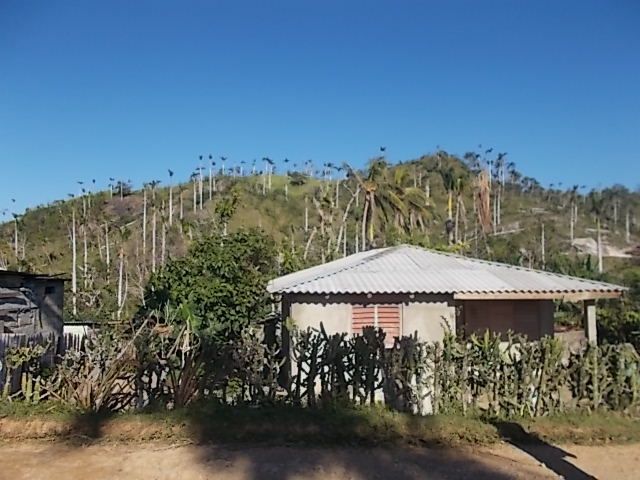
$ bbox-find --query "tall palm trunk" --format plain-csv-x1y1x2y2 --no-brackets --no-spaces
161,220,166,265
71,208,77,316
335,188,359,254
199,169,204,209
570,201,575,244
82,223,88,288
105,223,111,268
152,208,157,273
304,197,309,232
597,217,603,273
117,247,125,320
142,188,147,262
13,217,18,259
169,184,173,226
262,162,267,195
208,167,213,201
192,179,197,213
541,222,546,269
361,196,370,251
454,195,460,243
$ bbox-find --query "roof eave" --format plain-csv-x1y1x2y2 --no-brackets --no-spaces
453,291,624,301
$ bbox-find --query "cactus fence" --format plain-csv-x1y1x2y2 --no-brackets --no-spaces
1,325,639,417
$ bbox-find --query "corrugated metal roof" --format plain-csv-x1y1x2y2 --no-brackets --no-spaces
268,245,626,296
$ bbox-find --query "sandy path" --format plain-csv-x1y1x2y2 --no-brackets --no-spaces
0,441,638,479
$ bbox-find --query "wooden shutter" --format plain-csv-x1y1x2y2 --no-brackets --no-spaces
351,304,401,348
351,305,375,333
377,305,401,345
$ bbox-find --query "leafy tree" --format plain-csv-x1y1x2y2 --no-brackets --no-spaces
143,229,277,342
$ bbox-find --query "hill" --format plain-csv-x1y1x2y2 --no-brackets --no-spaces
1,151,639,322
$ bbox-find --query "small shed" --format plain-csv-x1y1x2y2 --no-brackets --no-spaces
0,270,65,337
268,245,625,346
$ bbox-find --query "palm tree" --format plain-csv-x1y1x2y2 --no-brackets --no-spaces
345,158,406,250
391,167,433,235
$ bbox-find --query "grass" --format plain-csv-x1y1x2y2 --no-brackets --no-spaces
2,400,639,446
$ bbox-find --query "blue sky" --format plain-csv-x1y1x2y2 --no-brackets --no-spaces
1,0,639,214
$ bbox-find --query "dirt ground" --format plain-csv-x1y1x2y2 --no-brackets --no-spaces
1,441,639,480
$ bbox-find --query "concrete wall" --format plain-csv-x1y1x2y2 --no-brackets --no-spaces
283,293,456,342
462,299,554,340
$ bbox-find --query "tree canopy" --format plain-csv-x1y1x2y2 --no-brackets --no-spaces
144,229,277,341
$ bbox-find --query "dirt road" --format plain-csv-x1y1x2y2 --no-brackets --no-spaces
1,441,638,479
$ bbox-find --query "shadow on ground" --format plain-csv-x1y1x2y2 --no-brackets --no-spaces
9,405,604,479
492,420,597,480
180,405,520,480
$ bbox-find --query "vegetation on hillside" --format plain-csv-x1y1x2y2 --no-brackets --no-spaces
1,149,638,342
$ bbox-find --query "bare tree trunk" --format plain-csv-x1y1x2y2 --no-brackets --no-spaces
192,179,197,213
541,222,545,270
304,197,309,232
335,187,359,254
82,223,88,288
161,221,166,265
362,198,370,251
209,167,213,201
303,227,317,260
142,188,147,263
180,191,184,220
570,201,575,244
117,247,125,320
199,168,204,209
152,208,157,273
71,208,77,316
355,221,359,253
597,217,603,273
169,184,173,226
454,196,460,243
343,224,347,257
105,223,111,268
13,217,18,259
262,163,267,195
626,209,631,244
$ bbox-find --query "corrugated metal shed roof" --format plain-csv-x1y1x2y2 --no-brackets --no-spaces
268,245,626,297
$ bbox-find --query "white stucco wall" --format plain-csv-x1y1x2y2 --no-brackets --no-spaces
284,293,456,343
402,301,456,342
289,301,351,334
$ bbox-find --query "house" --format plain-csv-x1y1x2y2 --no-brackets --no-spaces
0,270,65,337
268,245,625,347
